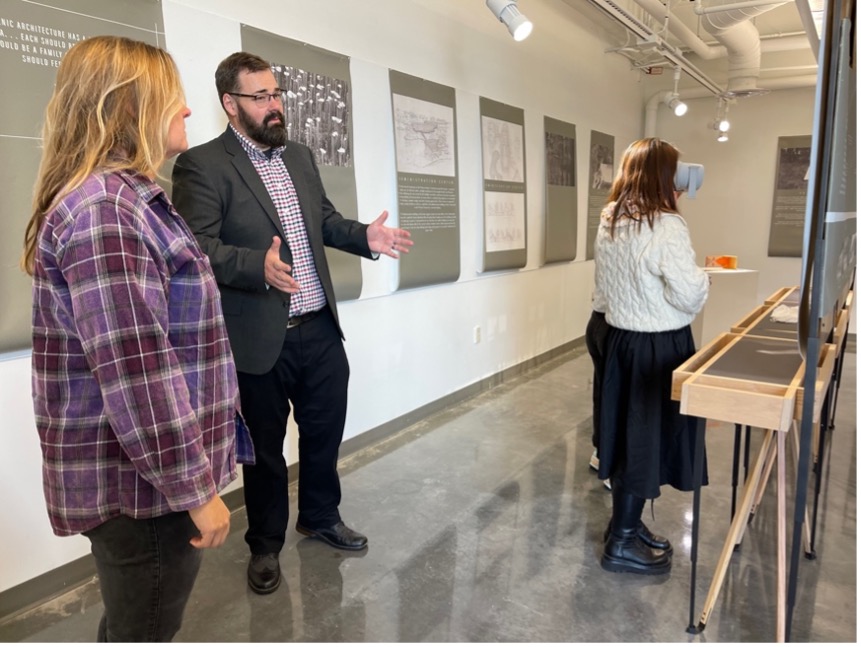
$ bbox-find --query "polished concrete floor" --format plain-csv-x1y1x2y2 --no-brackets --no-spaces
0,346,855,642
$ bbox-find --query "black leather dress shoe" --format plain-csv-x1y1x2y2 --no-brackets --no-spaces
296,521,368,551
247,553,281,594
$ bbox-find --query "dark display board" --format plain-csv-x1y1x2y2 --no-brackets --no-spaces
543,117,578,263
0,0,165,353
768,135,812,258
241,25,362,302
389,70,460,289
479,97,527,272
705,336,801,385
585,130,615,260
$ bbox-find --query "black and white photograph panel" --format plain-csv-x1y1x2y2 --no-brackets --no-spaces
546,132,576,188
272,65,352,167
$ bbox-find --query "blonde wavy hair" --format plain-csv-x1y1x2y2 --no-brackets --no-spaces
21,35,185,275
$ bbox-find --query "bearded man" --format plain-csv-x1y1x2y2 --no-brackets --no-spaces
172,52,412,595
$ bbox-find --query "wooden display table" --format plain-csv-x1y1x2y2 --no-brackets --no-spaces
672,286,836,642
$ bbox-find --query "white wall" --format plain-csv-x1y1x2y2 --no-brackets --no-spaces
1,0,643,593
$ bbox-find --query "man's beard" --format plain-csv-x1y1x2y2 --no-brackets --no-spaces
237,103,288,148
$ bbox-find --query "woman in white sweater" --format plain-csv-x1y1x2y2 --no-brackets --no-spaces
593,138,709,576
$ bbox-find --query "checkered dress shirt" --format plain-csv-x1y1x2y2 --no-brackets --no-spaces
31,170,244,536
231,126,327,317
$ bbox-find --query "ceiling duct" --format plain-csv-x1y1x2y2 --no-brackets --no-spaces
697,0,792,97
629,0,803,97
631,0,727,59
585,0,724,94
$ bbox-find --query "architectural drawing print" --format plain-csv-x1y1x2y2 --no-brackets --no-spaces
482,116,524,182
485,191,525,252
271,64,352,167
392,94,455,177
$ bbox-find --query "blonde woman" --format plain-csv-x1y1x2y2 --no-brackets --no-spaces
594,138,709,576
22,36,248,641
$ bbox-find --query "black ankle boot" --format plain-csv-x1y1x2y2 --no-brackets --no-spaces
603,520,673,555
601,489,671,575
637,522,672,554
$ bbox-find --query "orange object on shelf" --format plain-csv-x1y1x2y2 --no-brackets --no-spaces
705,255,738,269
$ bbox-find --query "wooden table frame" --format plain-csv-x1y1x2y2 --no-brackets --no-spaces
672,288,836,642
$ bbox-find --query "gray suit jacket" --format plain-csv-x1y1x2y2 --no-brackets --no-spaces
171,127,373,375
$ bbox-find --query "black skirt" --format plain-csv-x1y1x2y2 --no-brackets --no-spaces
585,310,609,448
596,324,708,500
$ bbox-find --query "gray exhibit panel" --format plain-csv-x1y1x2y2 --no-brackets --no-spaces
586,130,615,260
389,70,460,289
768,135,812,258
480,97,526,272
543,117,578,264
820,21,856,313
0,0,165,353
241,25,362,302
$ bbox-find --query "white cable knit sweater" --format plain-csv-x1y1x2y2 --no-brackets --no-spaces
594,207,709,332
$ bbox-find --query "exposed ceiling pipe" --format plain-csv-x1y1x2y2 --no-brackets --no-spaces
630,0,809,62
631,0,727,59
761,34,813,51
586,0,814,98
698,0,791,95
759,74,818,87
760,64,819,73
584,0,724,93
693,0,789,13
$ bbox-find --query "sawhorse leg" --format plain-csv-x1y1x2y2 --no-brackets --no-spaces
687,417,707,633
698,429,776,631
731,424,742,522
731,424,811,556
776,430,787,642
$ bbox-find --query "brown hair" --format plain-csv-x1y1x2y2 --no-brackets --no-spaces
215,52,272,112
21,35,185,274
606,138,680,238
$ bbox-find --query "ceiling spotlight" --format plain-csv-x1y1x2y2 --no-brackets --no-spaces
717,97,729,133
486,0,533,41
710,97,732,141
664,67,687,117
669,97,688,116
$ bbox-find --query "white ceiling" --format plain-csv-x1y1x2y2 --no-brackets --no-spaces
557,0,819,94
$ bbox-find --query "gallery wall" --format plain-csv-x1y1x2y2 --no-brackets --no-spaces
0,0,827,596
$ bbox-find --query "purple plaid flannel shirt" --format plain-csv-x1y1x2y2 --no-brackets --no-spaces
31,170,247,536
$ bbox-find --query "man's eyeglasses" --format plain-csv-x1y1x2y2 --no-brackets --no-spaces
228,90,287,107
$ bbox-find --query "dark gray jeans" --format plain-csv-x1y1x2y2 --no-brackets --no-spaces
82,512,202,642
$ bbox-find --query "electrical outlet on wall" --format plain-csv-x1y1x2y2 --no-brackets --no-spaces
473,326,481,344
